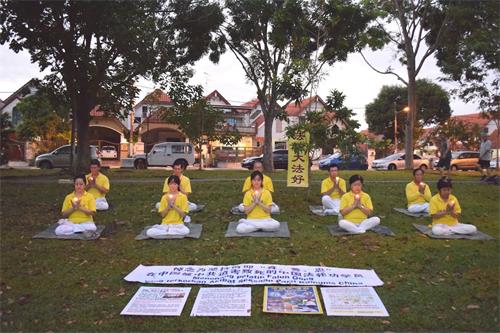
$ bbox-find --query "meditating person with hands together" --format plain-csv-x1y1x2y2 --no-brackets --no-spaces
236,170,280,234
339,174,380,234
55,174,97,235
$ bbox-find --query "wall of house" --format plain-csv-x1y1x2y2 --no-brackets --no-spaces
1,85,38,127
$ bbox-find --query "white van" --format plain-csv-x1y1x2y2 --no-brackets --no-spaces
132,142,195,169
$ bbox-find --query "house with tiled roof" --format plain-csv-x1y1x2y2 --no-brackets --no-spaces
87,105,128,160
0,79,39,161
250,95,342,151
130,89,258,158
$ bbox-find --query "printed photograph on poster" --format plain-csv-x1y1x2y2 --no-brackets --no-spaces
190,287,251,317
263,286,323,315
120,286,191,316
320,287,389,317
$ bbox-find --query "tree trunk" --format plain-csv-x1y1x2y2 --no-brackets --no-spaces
198,142,203,170
70,110,76,175
405,71,417,170
74,99,94,174
263,112,274,172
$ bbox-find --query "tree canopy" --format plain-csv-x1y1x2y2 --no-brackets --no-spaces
219,0,378,171
365,79,451,142
425,0,500,112
15,88,71,153
360,0,455,168
0,0,223,172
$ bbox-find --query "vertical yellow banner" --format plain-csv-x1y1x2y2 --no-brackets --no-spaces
287,131,309,188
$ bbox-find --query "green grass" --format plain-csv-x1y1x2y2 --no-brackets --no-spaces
0,170,499,332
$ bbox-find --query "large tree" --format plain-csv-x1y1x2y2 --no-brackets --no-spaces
365,79,451,146
0,0,223,173
218,0,379,171
361,0,454,169
426,0,499,166
426,0,499,112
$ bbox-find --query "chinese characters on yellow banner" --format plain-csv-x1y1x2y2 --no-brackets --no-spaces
287,131,309,188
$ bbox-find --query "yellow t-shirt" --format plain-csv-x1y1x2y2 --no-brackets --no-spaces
162,175,192,194
159,192,189,225
429,194,461,226
242,174,274,193
243,188,273,220
321,177,347,199
406,181,432,207
340,191,374,224
61,191,96,223
86,172,110,199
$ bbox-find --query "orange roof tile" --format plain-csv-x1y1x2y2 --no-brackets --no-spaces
205,89,231,106
285,95,326,116
135,89,172,109
451,113,490,127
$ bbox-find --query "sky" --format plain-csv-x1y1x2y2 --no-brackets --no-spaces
0,42,479,130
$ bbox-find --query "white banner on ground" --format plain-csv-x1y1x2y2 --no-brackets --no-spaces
321,287,389,317
190,287,251,317
124,264,383,287
120,287,191,316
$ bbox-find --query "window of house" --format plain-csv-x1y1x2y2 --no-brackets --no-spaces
142,106,148,118
227,118,237,127
11,107,22,126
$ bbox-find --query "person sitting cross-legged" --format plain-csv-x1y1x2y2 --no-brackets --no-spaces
339,175,380,234
320,164,346,215
156,161,198,213
147,175,190,238
236,170,280,234
238,161,280,214
429,178,477,236
406,167,432,214
55,175,97,235
86,159,110,211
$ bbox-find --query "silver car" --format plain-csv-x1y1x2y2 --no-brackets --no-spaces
372,153,429,170
35,144,100,169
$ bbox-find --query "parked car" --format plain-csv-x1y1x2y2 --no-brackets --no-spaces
319,153,368,170
101,145,118,159
432,151,480,171
371,153,429,170
241,149,288,170
132,142,195,169
35,144,100,169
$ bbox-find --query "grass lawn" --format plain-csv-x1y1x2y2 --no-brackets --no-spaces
0,169,498,332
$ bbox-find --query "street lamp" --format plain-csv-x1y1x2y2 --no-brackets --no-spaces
394,106,410,153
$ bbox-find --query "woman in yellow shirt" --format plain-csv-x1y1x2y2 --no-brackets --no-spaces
237,170,280,234
429,178,477,235
339,175,380,234
55,175,97,235
406,168,432,213
156,161,198,212
147,175,190,238
238,161,280,214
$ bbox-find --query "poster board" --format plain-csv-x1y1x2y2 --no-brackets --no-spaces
263,286,323,315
